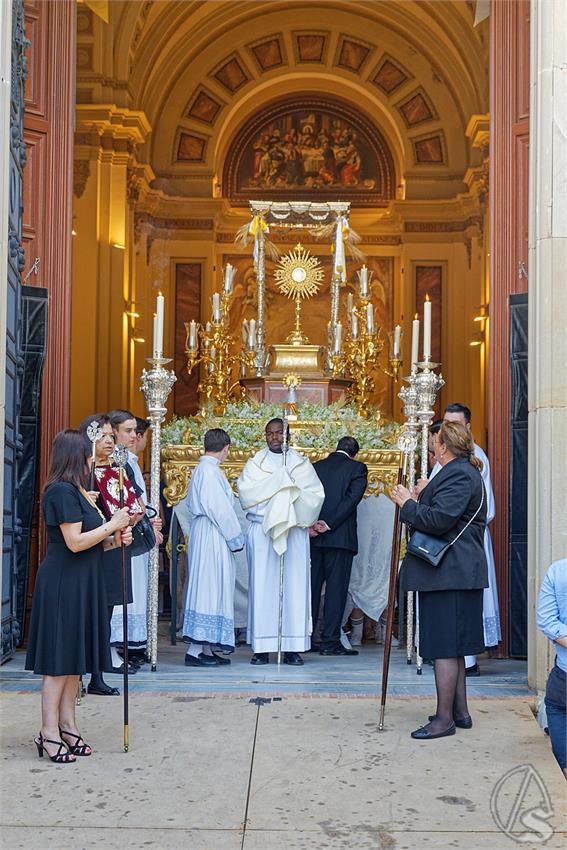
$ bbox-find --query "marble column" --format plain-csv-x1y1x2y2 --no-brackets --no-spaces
527,0,567,692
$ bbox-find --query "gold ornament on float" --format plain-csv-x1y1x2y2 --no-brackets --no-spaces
274,243,324,344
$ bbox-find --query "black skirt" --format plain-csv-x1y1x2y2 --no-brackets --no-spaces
418,588,485,659
102,547,133,607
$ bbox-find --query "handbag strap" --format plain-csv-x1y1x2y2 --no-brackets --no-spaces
446,476,485,549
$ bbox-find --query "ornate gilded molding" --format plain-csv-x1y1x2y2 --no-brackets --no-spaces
73,159,91,198
161,444,402,506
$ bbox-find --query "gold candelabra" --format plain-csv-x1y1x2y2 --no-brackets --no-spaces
332,270,403,417
185,285,254,416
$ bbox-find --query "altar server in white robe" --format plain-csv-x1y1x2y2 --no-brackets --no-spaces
433,404,501,674
237,418,325,666
181,428,245,667
110,418,152,658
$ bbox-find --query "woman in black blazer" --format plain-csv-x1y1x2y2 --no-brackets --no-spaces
392,421,487,740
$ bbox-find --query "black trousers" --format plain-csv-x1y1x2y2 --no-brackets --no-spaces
310,546,354,650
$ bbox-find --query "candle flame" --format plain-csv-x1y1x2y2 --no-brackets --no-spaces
158,291,163,297
414,313,419,320
425,293,430,302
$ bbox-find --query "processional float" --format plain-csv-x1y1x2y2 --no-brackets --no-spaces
140,200,443,696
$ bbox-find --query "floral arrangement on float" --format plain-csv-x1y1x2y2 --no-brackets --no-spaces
161,401,400,453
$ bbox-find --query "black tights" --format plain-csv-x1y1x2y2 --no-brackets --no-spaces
426,656,469,733
89,606,114,688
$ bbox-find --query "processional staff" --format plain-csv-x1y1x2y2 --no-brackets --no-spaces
86,420,103,491
277,412,289,671
113,442,131,753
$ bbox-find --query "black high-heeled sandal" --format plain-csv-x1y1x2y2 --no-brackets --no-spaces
58,728,92,756
34,732,76,763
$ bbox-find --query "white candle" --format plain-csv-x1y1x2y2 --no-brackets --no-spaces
224,263,235,295
366,303,374,334
152,313,157,356
334,321,342,354
423,296,432,360
153,292,164,358
209,345,216,372
188,320,197,350
346,293,354,315
358,266,369,298
393,324,401,358
411,314,420,368
212,292,221,323
351,311,358,340
248,318,256,349
205,321,212,333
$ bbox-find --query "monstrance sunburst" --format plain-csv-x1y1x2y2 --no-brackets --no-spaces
274,243,324,344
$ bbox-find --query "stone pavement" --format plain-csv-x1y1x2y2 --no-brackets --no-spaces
1,643,565,850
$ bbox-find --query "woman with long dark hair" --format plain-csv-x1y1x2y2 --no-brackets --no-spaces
392,421,487,740
25,430,132,762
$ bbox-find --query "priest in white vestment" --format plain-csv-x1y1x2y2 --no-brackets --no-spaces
237,418,325,665
180,429,245,667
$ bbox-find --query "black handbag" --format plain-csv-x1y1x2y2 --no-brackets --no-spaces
130,505,157,557
406,484,485,567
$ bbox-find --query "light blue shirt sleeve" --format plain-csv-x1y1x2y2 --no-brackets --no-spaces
537,559,567,672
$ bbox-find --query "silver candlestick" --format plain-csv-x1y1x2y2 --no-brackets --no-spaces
416,359,445,480
140,355,177,671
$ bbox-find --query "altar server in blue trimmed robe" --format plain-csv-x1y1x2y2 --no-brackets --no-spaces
180,428,245,667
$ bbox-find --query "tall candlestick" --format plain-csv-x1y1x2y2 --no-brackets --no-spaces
423,295,432,361
334,321,342,354
393,324,401,358
351,311,358,340
411,314,420,369
212,292,221,323
153,292,164,359
248,318,256,349
224,263,235,295
358,266,369,298
366,303,374,334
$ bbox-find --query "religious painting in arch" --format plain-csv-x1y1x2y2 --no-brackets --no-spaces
223,98,395,206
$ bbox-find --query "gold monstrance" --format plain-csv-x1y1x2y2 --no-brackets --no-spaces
274,243,324,345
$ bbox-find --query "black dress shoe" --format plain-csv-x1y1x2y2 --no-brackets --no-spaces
250,653,269,665
320,646,359,656
465,663,481,677
212,653,231,665
411,723,456,740
110,664,137,675
428,713,473,729
283,652,304,666
185,653,219,667
87,683,120,696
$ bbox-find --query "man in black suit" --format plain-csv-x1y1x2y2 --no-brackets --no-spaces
310,437,368,656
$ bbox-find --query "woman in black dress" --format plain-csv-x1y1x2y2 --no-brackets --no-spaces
392,421,487,740
25,430,132,763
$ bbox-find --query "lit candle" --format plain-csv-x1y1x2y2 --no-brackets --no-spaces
224,263,235,295
358,266,369,298
366,303,374,334
351,311,358,340
411,313,420,368
188,320,197,350
334,321,343,354
346,293,354,315
393,324,401,358
248,318,256,349
153,292,164,359
423,295,432,361
212,292,221,323
152,313,157,355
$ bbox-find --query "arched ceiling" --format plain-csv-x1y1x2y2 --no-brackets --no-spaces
76,0,488,202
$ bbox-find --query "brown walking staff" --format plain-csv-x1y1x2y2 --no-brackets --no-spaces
379,453,409,731
113,442,130,752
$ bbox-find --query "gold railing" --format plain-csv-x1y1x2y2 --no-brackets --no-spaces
161,444,402,506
